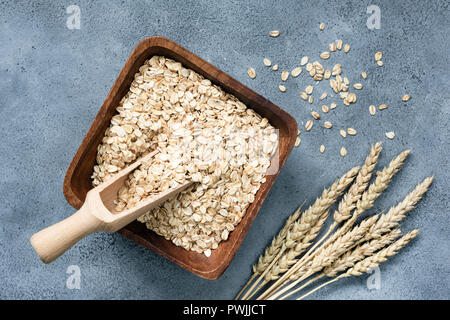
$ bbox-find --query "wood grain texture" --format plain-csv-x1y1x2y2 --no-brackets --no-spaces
63,36,298,279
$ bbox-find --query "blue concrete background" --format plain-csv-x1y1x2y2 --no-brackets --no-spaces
0,0,449,299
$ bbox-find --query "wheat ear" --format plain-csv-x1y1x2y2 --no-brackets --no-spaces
365,176,433,240
267,214,379,300
324,228,402,277
283,166,360,250
252,166,359,300
272,143,383,291
297,230,419,300
334,142,383,223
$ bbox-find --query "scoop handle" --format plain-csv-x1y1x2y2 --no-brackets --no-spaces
30,203,102,263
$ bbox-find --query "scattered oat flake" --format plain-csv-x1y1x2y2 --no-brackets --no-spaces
329,42,336,52
386,131,395,140
320,52,331,60
375,51,382,61
263,58,272,67
347,128,357,135
295,136,301,147
377,60,384,67
308,95,313,104
300,92,308,100
353,83,363,90
279,85,286,92
311,111,321,120
291,67,302,77
247,68,256,79
305,120,313,131
297,129,301,135
344,43,350,53
305,85,314,95
300,56,309,66
340,147,347,157
330,102,337,110
322,105,329,113
336,40,343,50
340,129,347,138
269,30,280,37
272,64,279,71
369,105,376,115
379,104,388,110
320,145,325,153
281,70,289,81
320,23,325,30
320,92,328,100
402,94,411,102
361,71,367,79
324,121,333,129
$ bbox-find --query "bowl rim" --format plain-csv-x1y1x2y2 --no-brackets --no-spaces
63,36,298,279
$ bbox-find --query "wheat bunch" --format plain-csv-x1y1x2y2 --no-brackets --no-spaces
276,228,401,300
240,166,359,300
297,230,419,300
262,167,359,279
264,145,394,296
278,176,432,300
268,214,379,300
280,143,382,281
237,143,432,301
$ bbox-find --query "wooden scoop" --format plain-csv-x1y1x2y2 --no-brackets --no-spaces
30,150,193,263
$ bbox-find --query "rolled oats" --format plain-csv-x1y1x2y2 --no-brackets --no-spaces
92,56,277,257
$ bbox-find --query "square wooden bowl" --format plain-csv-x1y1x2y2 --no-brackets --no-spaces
63,36,298,279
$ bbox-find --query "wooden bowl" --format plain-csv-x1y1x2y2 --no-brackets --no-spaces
63,36,298,279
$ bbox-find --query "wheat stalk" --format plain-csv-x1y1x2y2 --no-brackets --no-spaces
297,230,419,300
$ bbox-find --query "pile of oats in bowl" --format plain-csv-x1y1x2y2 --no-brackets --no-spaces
91,56,278,257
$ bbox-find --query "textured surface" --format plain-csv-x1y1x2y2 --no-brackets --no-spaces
0,0,449,300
